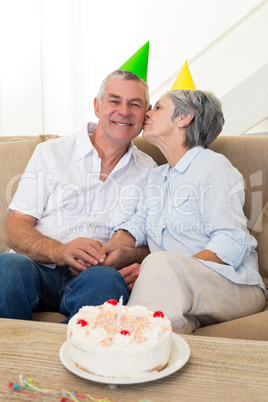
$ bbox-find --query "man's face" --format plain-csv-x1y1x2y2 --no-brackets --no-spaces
94,77,148,145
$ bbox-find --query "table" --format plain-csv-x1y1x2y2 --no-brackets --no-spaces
0,318,268,401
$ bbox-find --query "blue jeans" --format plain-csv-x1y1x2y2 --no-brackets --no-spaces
0,253,129,323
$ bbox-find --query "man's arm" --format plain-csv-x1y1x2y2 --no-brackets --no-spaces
5,211,106,271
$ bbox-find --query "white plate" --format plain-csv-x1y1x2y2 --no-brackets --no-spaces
59,333,190,385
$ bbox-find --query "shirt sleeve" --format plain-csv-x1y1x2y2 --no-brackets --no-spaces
114,217,147,247
8,142,52,219
198,154,256,269
110,180,151,246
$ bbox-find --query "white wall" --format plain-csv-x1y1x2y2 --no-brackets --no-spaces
150,0,268,135
0,0,44,135
221,63,268,135
0,0,266,136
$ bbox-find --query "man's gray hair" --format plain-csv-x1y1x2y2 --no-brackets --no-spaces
97,70,150,109
166,89,225,148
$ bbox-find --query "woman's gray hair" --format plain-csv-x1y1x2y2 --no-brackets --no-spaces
166,89,225,148
97,70,150,109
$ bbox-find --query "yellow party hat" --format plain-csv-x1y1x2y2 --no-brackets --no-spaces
171,60,196,90
118,41,149,82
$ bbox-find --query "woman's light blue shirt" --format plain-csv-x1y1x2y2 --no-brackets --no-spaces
117,146,266,291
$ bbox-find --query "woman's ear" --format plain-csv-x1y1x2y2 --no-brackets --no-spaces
94,97,100,118
177,113,194,128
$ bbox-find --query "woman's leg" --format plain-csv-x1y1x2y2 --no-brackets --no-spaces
128,251,266,334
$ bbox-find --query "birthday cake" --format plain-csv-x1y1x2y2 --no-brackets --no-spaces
67,299,172,378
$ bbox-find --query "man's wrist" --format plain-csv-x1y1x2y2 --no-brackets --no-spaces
109,229,136,247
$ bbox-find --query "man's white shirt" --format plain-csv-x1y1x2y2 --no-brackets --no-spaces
8,124,156,266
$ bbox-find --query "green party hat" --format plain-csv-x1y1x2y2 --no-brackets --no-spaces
171,60,196,90
118,41,149,82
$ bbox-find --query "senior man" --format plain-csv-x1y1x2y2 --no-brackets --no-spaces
0,43,156,322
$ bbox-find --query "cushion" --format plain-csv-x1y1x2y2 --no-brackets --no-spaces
193,310,268,340
33,312,66,323
251,201,268,283
210,136,268,229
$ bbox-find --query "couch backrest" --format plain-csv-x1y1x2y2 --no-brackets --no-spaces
210,136,268,231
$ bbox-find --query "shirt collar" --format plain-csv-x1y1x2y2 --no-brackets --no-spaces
161,164,171,182
111,142,136,173
129,141,139,166
174,146,203,173
75,122,97,161
161,146,203,181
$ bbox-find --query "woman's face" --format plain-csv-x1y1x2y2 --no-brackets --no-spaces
142,95,177,144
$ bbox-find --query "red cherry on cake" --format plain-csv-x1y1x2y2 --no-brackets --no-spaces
107,299,118,305
153,311,164,318
120,330,130,336
77,319,87,327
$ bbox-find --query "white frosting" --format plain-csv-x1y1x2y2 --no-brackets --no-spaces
67,302,172,378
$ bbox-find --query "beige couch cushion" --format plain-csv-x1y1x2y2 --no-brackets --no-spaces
33,311,66,323
0,135,58,254
133,136,167,165
193,309,268,340
210,136,268,231
251,201,268,286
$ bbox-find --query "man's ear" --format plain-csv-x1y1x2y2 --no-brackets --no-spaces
94,97,100,118
177,113,194,128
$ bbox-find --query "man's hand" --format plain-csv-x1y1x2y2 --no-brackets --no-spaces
5,211,106,274
118,263,140,292
56,238,106,276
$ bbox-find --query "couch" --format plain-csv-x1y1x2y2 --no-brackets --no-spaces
1,134,268,340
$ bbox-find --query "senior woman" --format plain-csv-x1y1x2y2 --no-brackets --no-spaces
107,89,267,334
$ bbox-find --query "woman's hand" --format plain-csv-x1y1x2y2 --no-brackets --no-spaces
102,242,150,270
193,249,226,265
118,263,140,292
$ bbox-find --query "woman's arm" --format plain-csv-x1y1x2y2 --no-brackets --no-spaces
108,229,136,247
195,154,251,268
